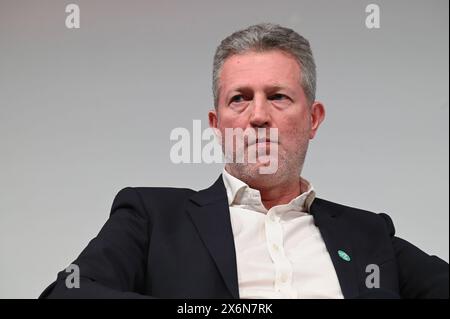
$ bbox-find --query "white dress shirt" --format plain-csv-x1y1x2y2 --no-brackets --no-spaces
222,169,344,299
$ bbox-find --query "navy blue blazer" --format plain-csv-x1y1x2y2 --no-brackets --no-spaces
40,175,449,299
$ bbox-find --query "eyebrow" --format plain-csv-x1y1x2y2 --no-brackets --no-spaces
225,83,294,100
226,84,294,97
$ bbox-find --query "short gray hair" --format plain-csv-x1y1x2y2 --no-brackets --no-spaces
212,23,316,108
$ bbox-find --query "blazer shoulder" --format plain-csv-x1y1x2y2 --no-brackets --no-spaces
313,197,396,237
111,186,197,217
132,186,196,197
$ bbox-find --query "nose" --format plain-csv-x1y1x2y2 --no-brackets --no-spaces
249,94,271,128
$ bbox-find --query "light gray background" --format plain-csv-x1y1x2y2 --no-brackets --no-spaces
0,0,448,298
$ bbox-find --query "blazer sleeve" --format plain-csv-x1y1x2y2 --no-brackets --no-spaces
379,213,449,299
39,187,153,299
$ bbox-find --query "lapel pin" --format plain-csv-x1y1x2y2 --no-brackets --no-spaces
338,249,351,262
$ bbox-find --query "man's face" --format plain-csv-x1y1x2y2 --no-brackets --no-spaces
209,50,325,186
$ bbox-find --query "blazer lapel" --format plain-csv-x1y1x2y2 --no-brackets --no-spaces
186,175,240,299
310,198,361,298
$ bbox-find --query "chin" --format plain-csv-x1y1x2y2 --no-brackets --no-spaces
230,161,287,184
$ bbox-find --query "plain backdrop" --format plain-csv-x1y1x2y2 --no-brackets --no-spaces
0,0,448,298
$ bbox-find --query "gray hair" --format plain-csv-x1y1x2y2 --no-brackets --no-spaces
212,23,316,108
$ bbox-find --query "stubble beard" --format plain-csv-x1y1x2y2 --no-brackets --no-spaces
225,138,309,190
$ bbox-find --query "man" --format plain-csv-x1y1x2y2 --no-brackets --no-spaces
40,23,448,299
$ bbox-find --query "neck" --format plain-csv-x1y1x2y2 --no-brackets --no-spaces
225,166,303,210
252,178,301,210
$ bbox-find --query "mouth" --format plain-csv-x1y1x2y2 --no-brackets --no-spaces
255,141,272,147
248,138,278,146
256,137,270,143
248,137,278,147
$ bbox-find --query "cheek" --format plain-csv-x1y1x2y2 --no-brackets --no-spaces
284,111,310,133
279,119,310,146
218,116,247,130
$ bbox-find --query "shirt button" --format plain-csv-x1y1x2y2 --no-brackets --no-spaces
272,243,279,252
280,273,288,283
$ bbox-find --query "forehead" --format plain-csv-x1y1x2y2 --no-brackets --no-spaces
219,50,302,93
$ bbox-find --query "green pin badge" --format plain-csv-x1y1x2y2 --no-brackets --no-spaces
338,250,351,262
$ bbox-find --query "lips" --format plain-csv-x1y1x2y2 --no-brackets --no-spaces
233,128,279,147
247,136,278,146
255,137,270,143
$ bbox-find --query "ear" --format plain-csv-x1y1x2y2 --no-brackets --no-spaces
208,109,223,146
208,109,219,128
309,101,325,139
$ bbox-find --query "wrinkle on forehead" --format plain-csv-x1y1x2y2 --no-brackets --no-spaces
218,50,302,102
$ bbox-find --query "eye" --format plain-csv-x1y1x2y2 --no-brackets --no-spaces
269,93,289,101
229,94,247,104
